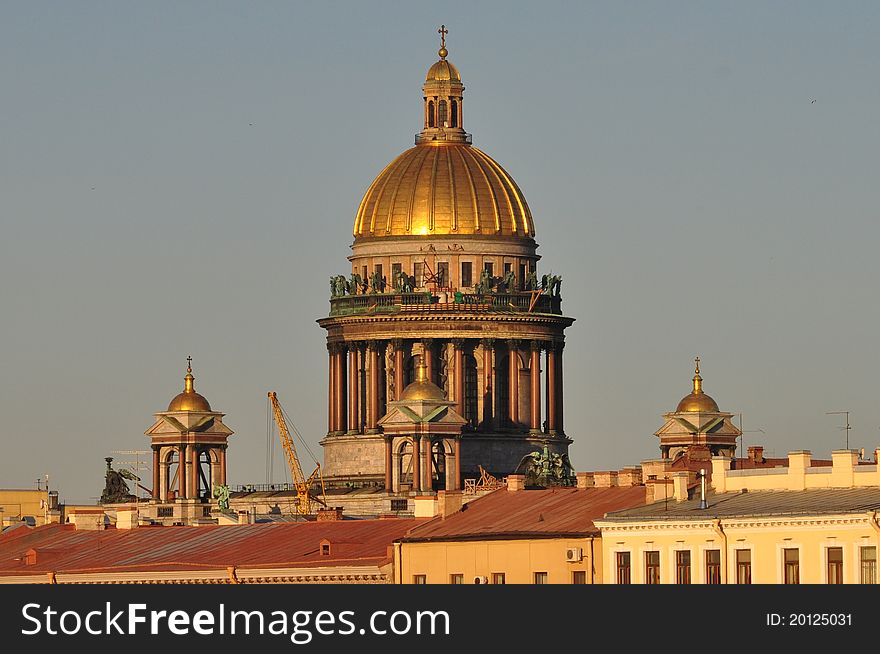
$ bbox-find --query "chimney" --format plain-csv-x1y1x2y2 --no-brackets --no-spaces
747,446,764,463
575,472,594,489
69,509,106,531
116,506,138,530
437,490,463,518
507,474,526,492
237,510,255,525
618,467,642,487
316,506,344,521
672,472,689,502
593,471,618,488
413,496,438,518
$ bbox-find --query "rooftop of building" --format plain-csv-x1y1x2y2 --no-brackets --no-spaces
0,517,426,578
600,487,880,522
399,485,647,542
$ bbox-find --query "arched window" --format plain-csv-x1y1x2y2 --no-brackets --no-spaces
497,356,509,424
450,100,458,127
398,441,413,489
428,101,435,128
438,100,448,127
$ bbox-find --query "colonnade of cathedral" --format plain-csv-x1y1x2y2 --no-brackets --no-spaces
326,338,565,438
150,444,228,502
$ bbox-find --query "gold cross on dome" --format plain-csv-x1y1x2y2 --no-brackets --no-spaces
187,355,193,372
439,25,448,49
694,356,700,374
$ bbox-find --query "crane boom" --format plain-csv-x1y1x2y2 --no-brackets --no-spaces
268,391,326,515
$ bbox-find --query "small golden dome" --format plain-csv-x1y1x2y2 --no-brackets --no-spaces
167,358,212,412
400,357,447,401
353,143,534,240
426,58,460,82
675,357,720,413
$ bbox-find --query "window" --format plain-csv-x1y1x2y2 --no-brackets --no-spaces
450,574,464,585
492,572,506,585
362,266,368,286
413,575,426,585
571,571,587,585
374,264,383,290
616,552,631,585
391,262,402,284
461,261,473,288
321,543,330,556
675,550,691,585
705,549,721,584
436,262,449,287
860,546,876,584
503,262,512,277
157,506,173,518
519,263,527,290
645,551,660,585
428,101,435,128
827,547,843,584
438,100,448,127
413,262,424,287
784,548,799,585
390,498,408,512
736,550,751,584
533,572,548,585
450,99,458,127
483,262,494,278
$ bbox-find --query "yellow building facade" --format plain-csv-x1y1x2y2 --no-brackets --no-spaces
595,450,880,584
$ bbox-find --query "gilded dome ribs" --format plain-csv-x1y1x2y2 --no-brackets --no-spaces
445,147,457,231
468,149,501,233
477,147,530,237
474,148,516,234
428,147,440,232
407,147,433,233
454,146,480,233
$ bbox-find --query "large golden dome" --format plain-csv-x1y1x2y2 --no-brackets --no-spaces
167,360,212,412
675,358,720,413
353,143,535,240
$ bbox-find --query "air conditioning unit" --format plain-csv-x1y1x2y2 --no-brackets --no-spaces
473,575,488,584
565,547,583,563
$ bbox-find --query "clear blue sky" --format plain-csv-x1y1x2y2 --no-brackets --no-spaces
2,2,878,503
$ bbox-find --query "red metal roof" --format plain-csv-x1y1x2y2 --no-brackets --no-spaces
401,486,647,542
0,518,425,577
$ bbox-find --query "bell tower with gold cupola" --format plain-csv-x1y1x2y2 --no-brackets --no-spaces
145,358,234,520
654,358,741,463
319,27,575,501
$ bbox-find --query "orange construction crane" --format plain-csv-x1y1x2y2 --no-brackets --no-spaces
268,392,327,515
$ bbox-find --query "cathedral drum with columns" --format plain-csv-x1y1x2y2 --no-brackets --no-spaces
317,29,575,493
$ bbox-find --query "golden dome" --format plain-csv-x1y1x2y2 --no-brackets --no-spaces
167,359,212,412
426,58,460,82
400,357,447,401
675,357,719,413
353,143,535,240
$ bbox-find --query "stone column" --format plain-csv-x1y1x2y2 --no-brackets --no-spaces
368,342,380,432
219,447,227,486
178,444,187,499
454,437,462,491
422,339,434,384
508,340,520,427
348,343,360,434
530,342,542,434
412,436,421,493
393,339,406,400
152,448,160,500
189,445,199,499
424,437,433,492
546,344,557,435
557,342,565,436
335,344,347,433
480,339,494,429
384,436,393,492
453,339,465,418
327,343,334,435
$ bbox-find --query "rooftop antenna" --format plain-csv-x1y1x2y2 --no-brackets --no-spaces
826,411,851,450
736,413,765,464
